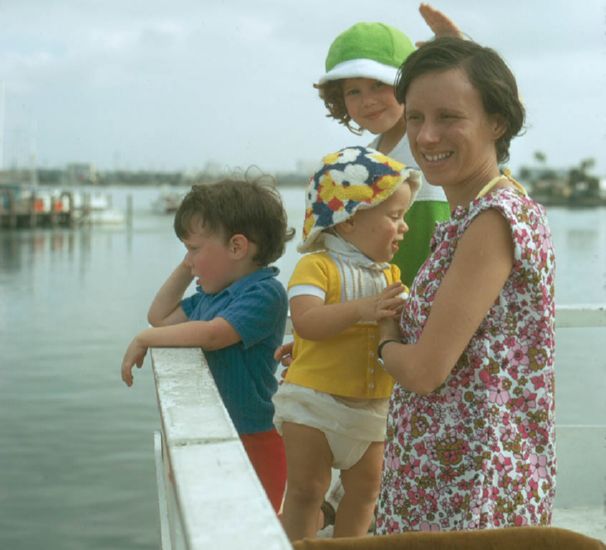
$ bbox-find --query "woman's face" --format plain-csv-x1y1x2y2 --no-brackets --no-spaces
404,67,502,194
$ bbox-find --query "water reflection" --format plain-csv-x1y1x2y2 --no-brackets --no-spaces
0,223,141,276
567,229,597,251
0,229,83,274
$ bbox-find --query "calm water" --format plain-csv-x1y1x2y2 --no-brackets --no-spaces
1,186,605,549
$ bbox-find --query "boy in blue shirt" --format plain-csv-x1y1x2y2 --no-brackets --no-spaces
121,178,294,512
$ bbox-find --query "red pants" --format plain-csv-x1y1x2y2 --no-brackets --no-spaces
240,429,287,513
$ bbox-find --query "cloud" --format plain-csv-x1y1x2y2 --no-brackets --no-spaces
0,0,604,173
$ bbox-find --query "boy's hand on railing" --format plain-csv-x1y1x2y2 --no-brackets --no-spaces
121,337,148,386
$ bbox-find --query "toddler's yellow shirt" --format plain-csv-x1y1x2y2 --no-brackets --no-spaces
285,252,401,399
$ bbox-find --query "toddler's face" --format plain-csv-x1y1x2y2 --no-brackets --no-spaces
341,183,411,263
342,78,404,136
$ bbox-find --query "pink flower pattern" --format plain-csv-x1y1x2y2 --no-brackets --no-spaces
376,188,556,533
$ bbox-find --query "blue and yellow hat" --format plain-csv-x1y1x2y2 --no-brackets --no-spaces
299,146,420,253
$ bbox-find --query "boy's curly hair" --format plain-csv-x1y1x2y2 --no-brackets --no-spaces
315,81,363,135
174,176,295,266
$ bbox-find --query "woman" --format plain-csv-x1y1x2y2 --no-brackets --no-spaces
375,37,556,533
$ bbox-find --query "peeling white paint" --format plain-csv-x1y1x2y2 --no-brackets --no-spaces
151,347,291,550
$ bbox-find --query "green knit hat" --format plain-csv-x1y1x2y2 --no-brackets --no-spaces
318,22,416,86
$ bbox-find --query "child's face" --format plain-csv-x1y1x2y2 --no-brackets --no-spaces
340,183,412,263
342,78,405,136
182,224,236,294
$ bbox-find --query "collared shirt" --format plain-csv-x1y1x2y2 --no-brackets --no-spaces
181,267,287,434
285,252,400,399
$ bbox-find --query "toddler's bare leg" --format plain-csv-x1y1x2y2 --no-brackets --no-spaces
333,441,384,537
280,422,333,541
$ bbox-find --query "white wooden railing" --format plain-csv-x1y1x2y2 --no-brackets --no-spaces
151,305,606,549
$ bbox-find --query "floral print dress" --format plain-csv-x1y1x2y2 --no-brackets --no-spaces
376,187,556,533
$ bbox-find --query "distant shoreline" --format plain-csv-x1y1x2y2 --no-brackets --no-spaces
534,196,606,208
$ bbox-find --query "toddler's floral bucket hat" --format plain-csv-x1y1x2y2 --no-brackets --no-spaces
299,146,420,253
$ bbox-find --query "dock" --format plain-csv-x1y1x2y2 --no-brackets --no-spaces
0,186,131,229
0,188,75,229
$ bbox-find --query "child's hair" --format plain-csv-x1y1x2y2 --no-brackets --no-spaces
174,177,295,266
315,22,416,135
315,81,362,135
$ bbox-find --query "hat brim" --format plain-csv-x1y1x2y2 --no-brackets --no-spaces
297,167,422,254
318,59,399,86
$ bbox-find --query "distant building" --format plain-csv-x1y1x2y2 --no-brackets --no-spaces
64,163,98,186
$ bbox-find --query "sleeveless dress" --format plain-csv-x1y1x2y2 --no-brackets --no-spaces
375,185,557,533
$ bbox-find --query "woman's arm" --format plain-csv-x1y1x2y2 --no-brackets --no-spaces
291,283,405,341
380,210,513,394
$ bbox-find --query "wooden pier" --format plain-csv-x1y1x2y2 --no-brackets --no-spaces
0,187,131,229
0,188,75,229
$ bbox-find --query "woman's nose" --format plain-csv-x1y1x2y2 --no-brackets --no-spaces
416,121,439,145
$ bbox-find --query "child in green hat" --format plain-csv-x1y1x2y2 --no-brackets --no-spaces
316,5,462,287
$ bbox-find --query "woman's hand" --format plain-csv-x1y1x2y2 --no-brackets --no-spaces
378,316,402,342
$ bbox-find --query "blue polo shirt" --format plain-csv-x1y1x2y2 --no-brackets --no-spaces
181,267,287,435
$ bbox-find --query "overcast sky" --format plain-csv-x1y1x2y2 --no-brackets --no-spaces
1,0,605,176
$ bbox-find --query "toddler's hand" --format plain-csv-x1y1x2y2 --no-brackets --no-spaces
358,283,408,322
274,341,294,367
379,282,409,316
121,337,148,387
274,342,295,385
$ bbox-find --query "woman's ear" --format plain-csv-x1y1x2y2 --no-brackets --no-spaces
491,114,507,140
229,234,249,259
